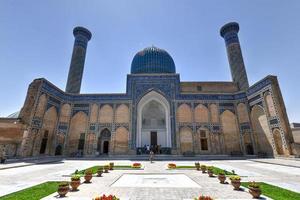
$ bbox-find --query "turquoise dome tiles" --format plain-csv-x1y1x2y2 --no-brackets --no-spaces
131,46,176,74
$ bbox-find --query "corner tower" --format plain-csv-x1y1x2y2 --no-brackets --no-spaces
220,22,249,91
65,26,92,93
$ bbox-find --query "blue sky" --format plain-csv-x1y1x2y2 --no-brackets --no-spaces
0,0,300,122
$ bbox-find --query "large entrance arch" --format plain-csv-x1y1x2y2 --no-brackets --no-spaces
137,91,171,148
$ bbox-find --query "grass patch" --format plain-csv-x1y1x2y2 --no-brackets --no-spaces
76,165,140,175
169,165,235,175
0,181,59,200
241,182,300,200
211,166,235,176
175,166,196,169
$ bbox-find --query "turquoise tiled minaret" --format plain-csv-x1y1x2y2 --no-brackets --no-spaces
65,27,92,94
220,22,249,91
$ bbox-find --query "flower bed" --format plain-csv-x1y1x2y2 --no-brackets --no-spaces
194,195,214,200
75,164,144,176
93,194,120,200
132,162,142,169
167,163,176,169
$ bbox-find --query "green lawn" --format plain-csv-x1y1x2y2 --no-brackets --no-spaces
76,165,141,175
168,165,235,175
241,182,300,200
0,182,59,200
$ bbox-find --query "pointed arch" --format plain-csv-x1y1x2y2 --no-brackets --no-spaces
177,103,192,123
115,104,129,123
114,127,129,154
137,91,171,147
251,105,274,156
68,111,88,155
273,128,284,155
220,110,241,154
179,127,193,153
194,104,209,123
35,94,47,117
40,106,58,155
99,104,113,123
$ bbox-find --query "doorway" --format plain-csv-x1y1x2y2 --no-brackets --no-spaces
246,144,254,155
103,141,109,154
150,131,157,146
55,145,62,156
40,130,48,154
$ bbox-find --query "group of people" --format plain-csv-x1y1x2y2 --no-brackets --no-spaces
143,144,162,154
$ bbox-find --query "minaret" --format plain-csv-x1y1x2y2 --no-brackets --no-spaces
65,26,92,93
220,22,249,91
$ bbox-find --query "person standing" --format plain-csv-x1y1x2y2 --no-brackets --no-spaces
149,150,154,163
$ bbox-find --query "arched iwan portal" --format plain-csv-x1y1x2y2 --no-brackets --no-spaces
137,91,171,148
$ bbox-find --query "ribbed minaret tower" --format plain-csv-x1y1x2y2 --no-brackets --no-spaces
220,22,249,91
65,26,92,94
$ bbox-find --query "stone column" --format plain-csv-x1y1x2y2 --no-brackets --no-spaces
65,27,92,94
220,22,249,91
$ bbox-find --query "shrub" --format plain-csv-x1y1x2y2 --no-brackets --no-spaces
58,182,69,187
85,170,93,175
230,175,241,181
71,174,80,181
249,181,260,188
168,163,176,169
218,171,225,175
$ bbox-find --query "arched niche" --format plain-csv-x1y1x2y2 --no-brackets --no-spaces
194,104,209,123
68,111,88,155
179,127,193,153
40,106,58,155
114,127,129,154
99,104,113,123
220,110,241,154
250,105,274,156
176,103,192,123
273,128,284,155
115,104,129,123
137,91,171,148
35,94,47,117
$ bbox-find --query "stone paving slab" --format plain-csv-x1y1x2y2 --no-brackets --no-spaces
42,161,262,200
2,159,300,199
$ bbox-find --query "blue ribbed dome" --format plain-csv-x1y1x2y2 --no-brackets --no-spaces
131,46,176,74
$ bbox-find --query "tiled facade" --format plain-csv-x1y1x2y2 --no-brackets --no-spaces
0,22,299,158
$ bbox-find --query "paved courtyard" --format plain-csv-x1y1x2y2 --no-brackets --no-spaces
0,158,300,199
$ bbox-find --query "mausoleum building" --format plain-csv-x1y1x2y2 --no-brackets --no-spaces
1,22,299,158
